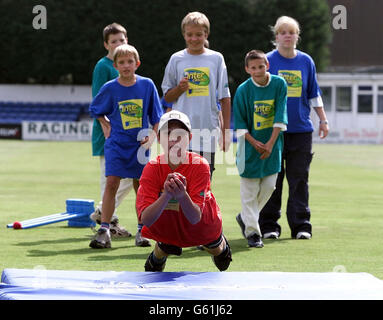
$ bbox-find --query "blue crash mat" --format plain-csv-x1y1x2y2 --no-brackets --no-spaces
1,268,383,300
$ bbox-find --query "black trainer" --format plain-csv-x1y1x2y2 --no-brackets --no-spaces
212,239,232,272
247,233,264,248
144,252,167,272
236,213,246,239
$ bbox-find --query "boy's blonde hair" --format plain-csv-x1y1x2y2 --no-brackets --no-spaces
181,11,210,35
271,16,301,47
272,16,300,35
103,23,127,43
113,44,140,64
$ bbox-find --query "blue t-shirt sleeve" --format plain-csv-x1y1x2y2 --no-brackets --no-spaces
274,78,288,125
148,81,163,125
89,84,113,118
306,57,321,100
161,97,173,109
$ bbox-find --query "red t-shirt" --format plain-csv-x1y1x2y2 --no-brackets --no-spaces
137,152,222,247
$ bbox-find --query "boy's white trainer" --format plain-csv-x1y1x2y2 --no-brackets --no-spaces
90,207,131,238
263,231,279,239
296,231,311,239
89,227,111,249
90,207,118,225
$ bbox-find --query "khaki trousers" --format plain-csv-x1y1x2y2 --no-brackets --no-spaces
240,174,278,238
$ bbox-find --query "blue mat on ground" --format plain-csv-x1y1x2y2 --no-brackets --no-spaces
1,268,383,300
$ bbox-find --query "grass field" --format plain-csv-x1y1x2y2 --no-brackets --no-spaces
1,140,383,279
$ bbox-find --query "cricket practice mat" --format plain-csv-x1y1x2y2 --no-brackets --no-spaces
1,268,383,300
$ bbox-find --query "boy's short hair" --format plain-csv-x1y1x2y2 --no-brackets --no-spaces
181,11,210,35
245,50,269,67
103,23,127,43
113,44,140,64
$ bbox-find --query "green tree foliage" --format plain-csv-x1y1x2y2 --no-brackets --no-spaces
0,0,331,93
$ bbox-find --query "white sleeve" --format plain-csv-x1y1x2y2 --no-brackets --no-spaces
273,123,287,131
216,54,231,100
236,129,248,137
309,96,324,108
161,56,177,96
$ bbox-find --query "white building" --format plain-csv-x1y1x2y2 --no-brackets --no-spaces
313,73,383,144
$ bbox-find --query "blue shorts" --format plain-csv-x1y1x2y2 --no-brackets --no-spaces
104,137,149,179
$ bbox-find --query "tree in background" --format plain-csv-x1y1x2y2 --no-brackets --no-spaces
0,0,331,93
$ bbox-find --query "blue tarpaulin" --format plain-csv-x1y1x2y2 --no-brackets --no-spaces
1,268,383,300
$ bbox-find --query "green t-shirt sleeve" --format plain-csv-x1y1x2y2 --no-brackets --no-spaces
233,85,249,132
92,62,111,98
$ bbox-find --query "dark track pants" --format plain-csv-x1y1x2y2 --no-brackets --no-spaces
259,132,313,238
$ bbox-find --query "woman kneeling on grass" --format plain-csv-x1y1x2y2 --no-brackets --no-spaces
136,110,232,272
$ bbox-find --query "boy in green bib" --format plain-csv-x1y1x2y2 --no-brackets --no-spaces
233,50,287,248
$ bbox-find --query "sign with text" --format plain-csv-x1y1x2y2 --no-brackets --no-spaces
313,128,383,144
22,121,92,141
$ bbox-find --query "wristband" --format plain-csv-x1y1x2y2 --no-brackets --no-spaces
319,119,329,125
